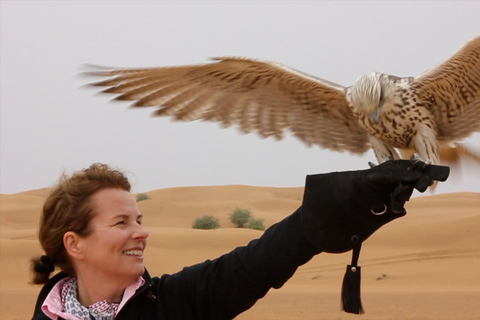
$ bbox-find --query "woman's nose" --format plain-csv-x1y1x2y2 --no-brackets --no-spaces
133,223,149,239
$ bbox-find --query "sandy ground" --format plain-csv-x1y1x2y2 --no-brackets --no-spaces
1,186,479,319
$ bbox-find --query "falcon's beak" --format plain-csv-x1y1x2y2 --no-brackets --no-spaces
369,109,380,123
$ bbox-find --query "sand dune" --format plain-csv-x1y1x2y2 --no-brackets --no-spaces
0,186,479,319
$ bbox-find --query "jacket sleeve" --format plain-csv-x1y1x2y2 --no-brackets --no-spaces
154,207,319,320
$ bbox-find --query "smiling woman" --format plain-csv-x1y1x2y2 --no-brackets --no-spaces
31,164,142,318
30,161,448,319
31,164,132,284
65,188,148,307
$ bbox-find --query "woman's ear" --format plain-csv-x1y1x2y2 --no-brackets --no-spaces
63,231,84,260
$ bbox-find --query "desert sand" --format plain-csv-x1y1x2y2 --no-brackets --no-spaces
0,185,479,320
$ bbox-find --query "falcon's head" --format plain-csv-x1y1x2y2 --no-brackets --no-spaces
348,72,382,122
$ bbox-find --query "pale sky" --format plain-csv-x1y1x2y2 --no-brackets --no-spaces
1,1,479,195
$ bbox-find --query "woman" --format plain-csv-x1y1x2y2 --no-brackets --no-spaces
31,160,447,319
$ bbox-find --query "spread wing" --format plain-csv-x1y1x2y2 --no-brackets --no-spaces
412,35,480,142
86,57,370,154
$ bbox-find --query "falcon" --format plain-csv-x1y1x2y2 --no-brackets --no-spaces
86,36,480,167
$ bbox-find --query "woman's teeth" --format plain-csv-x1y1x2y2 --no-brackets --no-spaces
123,250,143,256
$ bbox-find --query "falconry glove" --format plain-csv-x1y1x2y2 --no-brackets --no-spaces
301,159,449,314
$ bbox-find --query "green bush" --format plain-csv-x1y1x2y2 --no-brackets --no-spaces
136,193,150,202
229,208,252,228
229,208,265,230
192,215,220,230
246,218,265,231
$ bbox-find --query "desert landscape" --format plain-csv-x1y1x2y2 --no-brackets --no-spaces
1,185,479,320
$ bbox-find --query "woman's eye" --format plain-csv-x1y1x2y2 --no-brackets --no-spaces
115,221,126,226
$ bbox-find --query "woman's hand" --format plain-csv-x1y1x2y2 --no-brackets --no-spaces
301,159,449,253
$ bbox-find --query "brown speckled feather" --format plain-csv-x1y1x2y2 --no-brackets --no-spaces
89,58,370,154
412,36,480,142
86,36,480,166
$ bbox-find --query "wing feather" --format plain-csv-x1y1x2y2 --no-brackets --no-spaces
86,57,370,154
412,36,480,141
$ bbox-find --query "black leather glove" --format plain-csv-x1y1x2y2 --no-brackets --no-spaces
301,159,449,253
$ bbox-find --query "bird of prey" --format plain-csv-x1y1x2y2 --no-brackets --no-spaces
86,36,480,167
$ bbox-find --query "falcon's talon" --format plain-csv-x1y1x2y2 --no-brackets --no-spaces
368,162,377,168
410,153,424,162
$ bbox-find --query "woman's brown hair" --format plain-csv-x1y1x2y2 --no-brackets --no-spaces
31,163,131,284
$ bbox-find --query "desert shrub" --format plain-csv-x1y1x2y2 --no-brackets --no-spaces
229,207,252,228
246,217,265,231
192,215,220,230
136,193,150,202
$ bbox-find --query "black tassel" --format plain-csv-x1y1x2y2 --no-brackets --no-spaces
341,235,364,314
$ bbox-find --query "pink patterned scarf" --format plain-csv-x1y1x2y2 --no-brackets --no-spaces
61,277,119,320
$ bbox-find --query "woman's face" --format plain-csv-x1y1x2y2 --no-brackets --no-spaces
79,188,148,284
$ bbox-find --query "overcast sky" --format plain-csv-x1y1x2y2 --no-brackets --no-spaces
1,1,479,195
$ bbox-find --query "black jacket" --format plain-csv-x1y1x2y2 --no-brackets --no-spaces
32,207,319,320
